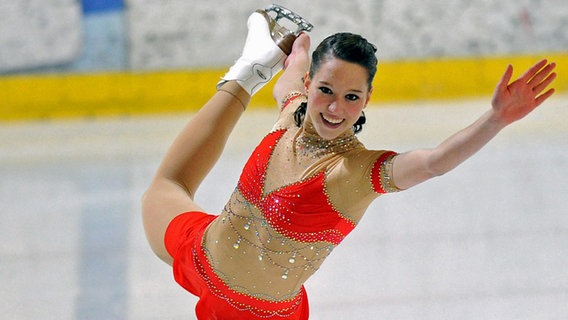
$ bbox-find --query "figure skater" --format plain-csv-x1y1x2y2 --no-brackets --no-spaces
142,5,556,319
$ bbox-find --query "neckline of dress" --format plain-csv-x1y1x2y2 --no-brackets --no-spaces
294,120,360,158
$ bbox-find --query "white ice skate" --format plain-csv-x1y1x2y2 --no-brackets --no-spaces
217,4,313,96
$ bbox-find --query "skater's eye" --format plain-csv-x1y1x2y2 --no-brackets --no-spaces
345,94,360,101
318,87,333,95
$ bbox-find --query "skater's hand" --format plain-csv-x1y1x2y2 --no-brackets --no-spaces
283,33,311,70
491,59,556,125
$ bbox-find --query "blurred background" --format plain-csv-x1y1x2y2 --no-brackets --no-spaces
1,1,567,319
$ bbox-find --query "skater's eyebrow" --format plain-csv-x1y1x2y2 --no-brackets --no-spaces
318,80,365,93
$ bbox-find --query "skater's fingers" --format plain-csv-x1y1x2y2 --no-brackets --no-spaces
294,33,311,50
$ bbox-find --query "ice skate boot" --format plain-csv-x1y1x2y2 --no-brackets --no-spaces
217,4,313,96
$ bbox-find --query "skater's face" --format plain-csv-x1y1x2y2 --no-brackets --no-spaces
304,57,372,140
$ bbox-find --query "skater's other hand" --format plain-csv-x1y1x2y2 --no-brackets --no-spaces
284,33,311,70
491,59,557,125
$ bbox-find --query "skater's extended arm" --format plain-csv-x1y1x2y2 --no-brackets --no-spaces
392,59,557,190
273,33,311,109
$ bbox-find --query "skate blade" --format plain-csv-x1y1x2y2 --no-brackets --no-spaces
265,4,314,35
257,4,313,55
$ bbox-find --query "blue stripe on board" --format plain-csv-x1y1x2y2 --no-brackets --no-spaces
82,0,124,14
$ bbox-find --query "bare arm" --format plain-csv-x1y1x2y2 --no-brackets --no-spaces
393,59,557,190
273,33,311,109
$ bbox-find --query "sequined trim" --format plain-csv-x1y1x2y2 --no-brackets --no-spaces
295,128,360,158
371,151,401,193
238,129,356,245
261,171,356,245
281,91,306,110
193,243,305,318
222,205,332,283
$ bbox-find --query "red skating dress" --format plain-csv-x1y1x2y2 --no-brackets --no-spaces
165,94,400,319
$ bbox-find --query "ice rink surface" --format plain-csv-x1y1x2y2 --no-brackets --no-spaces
1,95,567,319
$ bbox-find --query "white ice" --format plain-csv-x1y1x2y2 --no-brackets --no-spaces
1,95,567,319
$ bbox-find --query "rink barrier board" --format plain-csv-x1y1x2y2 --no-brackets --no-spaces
0,53,566,121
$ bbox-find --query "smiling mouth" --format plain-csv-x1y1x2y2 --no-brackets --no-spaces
321,113,344,127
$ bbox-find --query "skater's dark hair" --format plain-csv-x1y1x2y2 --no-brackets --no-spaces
310,32,378,88
294,32,377,134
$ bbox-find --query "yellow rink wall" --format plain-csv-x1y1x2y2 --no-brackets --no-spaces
1,53,566,121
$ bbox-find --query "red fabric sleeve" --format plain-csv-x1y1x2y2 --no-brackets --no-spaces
371,151,400,194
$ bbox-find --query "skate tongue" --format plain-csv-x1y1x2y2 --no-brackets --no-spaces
265,4,313,35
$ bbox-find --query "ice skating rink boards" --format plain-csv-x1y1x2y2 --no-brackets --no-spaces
1,95,567,319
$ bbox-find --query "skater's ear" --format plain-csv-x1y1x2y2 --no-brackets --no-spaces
303,71,311,92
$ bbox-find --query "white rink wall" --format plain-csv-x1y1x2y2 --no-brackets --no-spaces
1,0,567,72
126,0,568,69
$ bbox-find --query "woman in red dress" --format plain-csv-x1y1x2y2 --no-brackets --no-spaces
141,6,556,319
